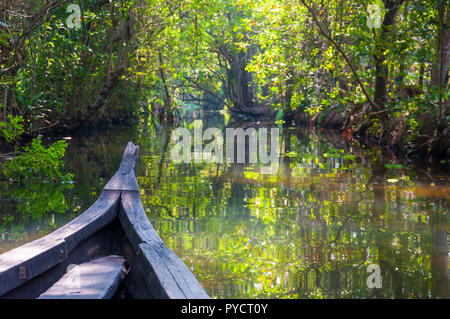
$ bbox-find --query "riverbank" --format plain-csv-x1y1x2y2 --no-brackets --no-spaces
288,103,450,165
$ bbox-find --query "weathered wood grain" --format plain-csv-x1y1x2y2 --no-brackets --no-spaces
103,142,139,191
2,218,128,299
119,191,164,250
38,255,126,299
50,190,121,253
120,190,210,299
0,141,210,299
0,237,67,297
0,190,120,297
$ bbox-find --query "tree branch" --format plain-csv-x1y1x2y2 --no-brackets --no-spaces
299,0,381,112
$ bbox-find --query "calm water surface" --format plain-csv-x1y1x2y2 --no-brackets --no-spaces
0,114,448,298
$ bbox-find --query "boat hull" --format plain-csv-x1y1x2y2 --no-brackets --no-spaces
0,142,209,299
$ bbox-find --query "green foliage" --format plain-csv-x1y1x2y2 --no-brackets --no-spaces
1,183,71,224
2,137,73,184
135,123,443,298
1,1,140,135
1,0,447,152
0,115,24,143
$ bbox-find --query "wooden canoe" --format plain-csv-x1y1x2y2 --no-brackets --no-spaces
0,142,210,299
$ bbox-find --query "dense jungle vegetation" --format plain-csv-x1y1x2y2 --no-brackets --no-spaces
0,0,449,299
0,0,449,175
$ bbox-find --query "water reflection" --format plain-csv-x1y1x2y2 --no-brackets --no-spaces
0,128,139,253
139,113,449,299
0,114,448,299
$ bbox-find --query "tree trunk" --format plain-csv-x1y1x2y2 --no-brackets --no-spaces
219,45,265,116
418,60,425,89
284,66,295,112
72,64,125,127
158,52,172,113
231,50,256,112
431,0,450,92
396,1,409,90
373,0,405,109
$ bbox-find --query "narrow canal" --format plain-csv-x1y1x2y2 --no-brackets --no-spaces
0,110,448,298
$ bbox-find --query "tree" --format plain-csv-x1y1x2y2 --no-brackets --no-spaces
373,0,405,111
431,0,450,110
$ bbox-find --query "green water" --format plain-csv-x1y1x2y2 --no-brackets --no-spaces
0,114,448,298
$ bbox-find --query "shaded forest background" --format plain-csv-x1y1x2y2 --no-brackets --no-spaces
0,0,449,164
0,1,448,299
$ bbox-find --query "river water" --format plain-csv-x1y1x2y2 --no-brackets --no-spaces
0,111,448,298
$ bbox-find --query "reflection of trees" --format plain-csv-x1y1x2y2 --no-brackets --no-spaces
0,181,73,246
369,161,403,298
430,199,449,298
282,129,292,188
0,126,144,251
155,127,171,185
64,127,141,198
138,121,447,299
227,163,251,218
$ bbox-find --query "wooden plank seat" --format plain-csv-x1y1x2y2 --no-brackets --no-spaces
39,255,126,299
